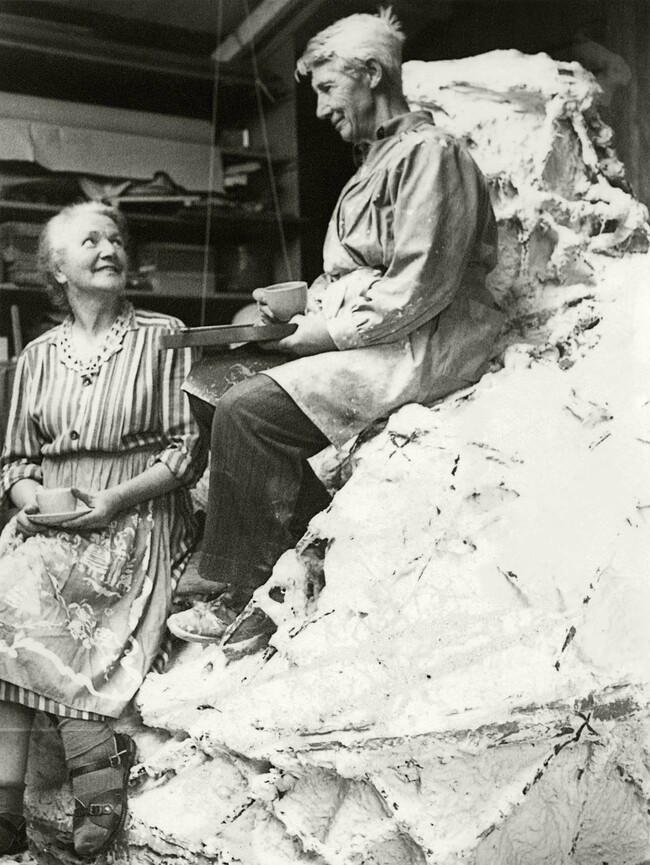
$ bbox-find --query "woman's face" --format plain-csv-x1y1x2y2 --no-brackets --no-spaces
54,212,127,296
311,58,376,144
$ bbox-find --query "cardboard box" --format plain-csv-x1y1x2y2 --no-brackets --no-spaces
0,222,45,286
0,91,224,193
138,242,216,297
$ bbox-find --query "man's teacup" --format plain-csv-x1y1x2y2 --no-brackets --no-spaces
258,281,308,321
36,487,77,514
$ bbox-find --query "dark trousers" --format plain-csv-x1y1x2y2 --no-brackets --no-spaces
189,375,331,596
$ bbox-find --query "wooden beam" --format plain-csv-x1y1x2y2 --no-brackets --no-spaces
160,322,296,350
213,0,324,64
0,11,257,87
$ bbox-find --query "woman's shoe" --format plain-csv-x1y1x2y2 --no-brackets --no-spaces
70,733,136,858
0,813,27,855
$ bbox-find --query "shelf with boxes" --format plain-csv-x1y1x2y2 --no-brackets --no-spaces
0,283,256,358
0,20,306,354
0,199,308,355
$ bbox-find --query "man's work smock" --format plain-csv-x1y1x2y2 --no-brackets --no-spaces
267,110,503,448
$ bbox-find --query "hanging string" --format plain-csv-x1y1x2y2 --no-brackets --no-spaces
200,0,224,327
240,0,293,281
203,0,293,327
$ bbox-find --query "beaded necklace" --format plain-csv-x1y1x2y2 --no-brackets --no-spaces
58,301,133,382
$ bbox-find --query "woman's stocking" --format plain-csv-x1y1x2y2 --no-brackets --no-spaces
0,700,33,851
0,784,26,850
0,701,33,785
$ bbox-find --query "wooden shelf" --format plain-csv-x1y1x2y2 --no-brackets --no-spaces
0,284,255,303
0,200,303,238
0,201,58,219
124,206,303,230
126,291,255,303
220,147,296,165
0,282,45,293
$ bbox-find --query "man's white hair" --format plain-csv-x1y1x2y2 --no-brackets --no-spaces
296,7,405,88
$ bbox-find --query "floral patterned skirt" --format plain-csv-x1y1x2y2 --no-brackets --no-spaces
0,450,196,719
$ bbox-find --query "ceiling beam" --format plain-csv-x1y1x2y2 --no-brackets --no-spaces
213,0,325,63
0,11,259,87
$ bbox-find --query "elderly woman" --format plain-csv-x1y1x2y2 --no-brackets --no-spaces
170,9,503,653
0,201,205,857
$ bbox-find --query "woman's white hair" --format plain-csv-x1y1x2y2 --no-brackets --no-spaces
296,6,405,89
38,201,129,312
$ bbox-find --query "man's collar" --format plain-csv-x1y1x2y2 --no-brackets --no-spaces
375,110,434,140
353,140,372,167
353,111,434,165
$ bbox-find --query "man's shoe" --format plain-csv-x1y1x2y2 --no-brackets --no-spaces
167,598,238,644
220,604,277,660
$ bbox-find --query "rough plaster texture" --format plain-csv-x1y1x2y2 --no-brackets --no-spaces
13,50,650,865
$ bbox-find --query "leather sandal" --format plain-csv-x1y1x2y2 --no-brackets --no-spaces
70,733,136,858
0,813,27,855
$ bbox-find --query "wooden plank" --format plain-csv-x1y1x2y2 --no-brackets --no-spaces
159,322,296,350
213,0,325,63
0,11,260,87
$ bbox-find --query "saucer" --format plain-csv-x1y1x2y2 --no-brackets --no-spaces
30,507,91,526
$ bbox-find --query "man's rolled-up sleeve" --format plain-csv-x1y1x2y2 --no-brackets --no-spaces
326,136,484,349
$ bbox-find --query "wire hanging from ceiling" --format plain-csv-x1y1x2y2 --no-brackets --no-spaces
201,0,293,327
240,0,293,284
200,0,224,328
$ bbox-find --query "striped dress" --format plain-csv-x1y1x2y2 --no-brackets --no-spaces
0,302,206,719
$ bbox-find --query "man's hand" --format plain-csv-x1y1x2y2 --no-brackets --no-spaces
252,289,277,325
265,314,337,357
251,288,336,356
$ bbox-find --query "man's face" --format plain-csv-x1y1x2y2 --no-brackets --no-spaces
311,58,375,144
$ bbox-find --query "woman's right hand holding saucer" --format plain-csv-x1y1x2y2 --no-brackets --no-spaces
10,480,47,536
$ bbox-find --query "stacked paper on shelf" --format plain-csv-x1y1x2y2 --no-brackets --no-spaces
138,242,216,297
0,91,223,193
0,222,45,286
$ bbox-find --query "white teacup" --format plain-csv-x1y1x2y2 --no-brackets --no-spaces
36,487,77,514
258,281,308,321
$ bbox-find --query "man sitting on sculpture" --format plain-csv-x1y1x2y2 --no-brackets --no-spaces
167,7,504,654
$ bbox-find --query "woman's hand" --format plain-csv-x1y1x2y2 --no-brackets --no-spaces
10,479,46,536
60,487,124,530
15,504,46,537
